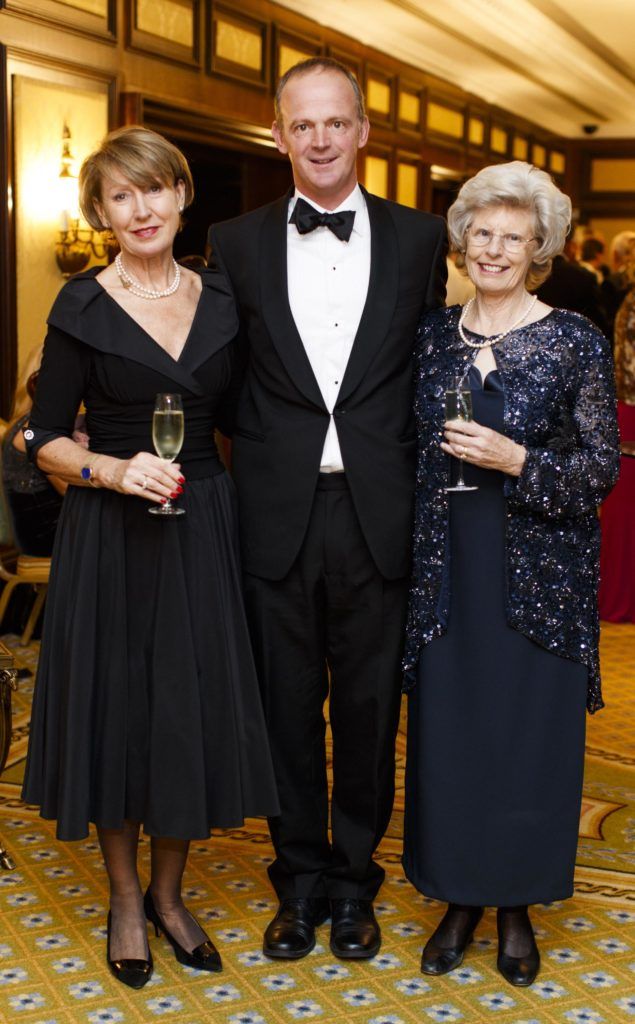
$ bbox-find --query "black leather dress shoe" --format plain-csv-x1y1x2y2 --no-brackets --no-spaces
263,898,330,959
330,899,381,959
421,907,483,976
144,890,221,972
106,912,153,989
496,916,540,987
497,944,540,986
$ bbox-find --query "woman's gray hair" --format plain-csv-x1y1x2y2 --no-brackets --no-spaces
447,161,572,289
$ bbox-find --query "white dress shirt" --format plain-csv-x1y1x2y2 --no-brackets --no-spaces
287,185,371,471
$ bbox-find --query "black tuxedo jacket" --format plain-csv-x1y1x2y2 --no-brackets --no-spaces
209,187,447,581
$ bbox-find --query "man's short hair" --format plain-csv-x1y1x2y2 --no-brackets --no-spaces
581,237,604,262
274,57,366,125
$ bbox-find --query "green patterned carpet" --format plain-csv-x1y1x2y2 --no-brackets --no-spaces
0,624,633,1024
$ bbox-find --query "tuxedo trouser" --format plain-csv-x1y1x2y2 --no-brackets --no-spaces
243,473,408,901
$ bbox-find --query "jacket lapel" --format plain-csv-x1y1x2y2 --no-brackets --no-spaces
260,194,327,410
337,188,399,403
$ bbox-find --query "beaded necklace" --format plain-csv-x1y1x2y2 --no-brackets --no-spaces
458,293,538,349
115,253,181,300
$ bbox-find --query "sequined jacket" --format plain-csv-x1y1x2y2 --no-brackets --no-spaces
403,305,620,712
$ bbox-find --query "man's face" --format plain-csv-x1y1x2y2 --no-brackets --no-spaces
272,68,369,210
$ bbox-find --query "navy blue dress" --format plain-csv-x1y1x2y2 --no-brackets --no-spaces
403,364,588,907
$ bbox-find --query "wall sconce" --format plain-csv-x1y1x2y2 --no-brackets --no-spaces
55,123,117,277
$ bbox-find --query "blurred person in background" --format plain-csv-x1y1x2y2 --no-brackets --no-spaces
2,345,65,556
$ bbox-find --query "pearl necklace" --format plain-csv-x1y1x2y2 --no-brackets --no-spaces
115,253,181,300
458,294,538,349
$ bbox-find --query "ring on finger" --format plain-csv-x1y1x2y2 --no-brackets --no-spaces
141,475,148,490
460,445,467,459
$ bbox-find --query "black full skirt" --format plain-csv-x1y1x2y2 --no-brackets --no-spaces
23,472,280,840
403,375,588,907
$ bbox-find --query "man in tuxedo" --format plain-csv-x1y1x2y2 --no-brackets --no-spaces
208,57,446,961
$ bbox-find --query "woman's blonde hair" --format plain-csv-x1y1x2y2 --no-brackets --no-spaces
620,237,635,287
79,125,194,231
447,161,572,289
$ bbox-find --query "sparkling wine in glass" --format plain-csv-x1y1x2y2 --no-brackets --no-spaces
149,393,185,516
444,379,478,493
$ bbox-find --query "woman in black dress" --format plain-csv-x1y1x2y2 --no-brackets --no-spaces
22,127,278,988
403,162,619,986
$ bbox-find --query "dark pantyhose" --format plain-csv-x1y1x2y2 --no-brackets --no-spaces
497,905,535,958
148,837,210,953
431,903,483,947
97,822,148,962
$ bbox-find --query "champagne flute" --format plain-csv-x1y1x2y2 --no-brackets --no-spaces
444,377,478,493
149,393,185,516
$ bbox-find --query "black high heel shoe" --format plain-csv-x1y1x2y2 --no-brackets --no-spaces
496,907,540,987
106,911,153,989
421,905,483,976
144,889,222,972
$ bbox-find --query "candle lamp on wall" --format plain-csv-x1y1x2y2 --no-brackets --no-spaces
55,123,116,277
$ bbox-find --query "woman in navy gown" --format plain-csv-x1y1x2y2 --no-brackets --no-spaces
22,127,278,988
403,162,618,986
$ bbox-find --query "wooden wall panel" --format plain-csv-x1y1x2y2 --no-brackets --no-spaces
209,5,270,88
2,0,116,40
127,0,200,66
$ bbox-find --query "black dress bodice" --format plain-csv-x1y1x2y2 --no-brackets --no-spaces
27,267,240,480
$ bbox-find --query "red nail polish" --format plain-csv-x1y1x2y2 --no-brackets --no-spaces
178,476,185,484
170,491,178,499
160,498,167,505
177,486,183,494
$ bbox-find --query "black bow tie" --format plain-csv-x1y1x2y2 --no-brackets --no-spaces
289,197,356,242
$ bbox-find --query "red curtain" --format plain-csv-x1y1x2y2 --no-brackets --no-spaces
598,402,635,623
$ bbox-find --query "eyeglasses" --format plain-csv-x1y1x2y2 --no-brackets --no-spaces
466,227,537,254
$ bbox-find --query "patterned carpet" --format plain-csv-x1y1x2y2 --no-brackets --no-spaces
0,624,633,1024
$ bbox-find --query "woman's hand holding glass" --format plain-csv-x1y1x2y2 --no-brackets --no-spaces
99,450,184,504
441,418,526,477
91,395,186,509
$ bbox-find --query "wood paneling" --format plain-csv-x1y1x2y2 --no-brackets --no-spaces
398,82,422,133
513,135,529,160
127,0,200,67
326,46,362,83
2,0,116,40
364,149,390,198
366,66,394,127
209,4,270,88
396,152,420,208
274,25,321,80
